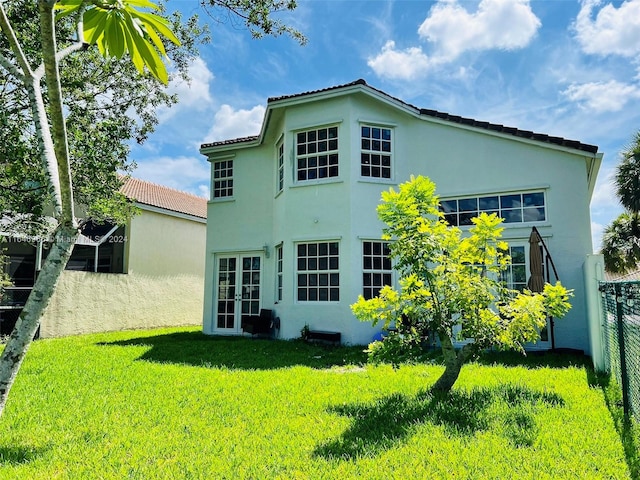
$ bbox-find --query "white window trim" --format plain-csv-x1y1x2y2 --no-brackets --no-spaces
361,239,394,300
294,240,340,304
294,125,340,184
276,135,284,195
359,123,394,181
212,158,234,200
440,190,547,227
275,243,283,304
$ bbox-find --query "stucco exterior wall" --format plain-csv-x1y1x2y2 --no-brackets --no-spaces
128,209,206,277
40,208,206,337
202,86,600,352
40,270,202,337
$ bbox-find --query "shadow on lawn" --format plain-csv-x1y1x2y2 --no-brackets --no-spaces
314,384,564,460
98,331,367,370
587,369,640,479
474,349,591,369
0,445,43,465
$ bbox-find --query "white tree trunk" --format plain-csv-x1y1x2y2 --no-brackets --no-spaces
0,225,78,416
0,1,79,417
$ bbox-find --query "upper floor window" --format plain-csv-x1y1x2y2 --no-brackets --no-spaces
440,191,545,226
296,241,339,302
296,126,339,182
213,160,233,198
362,240,392,300
361,125,392,179
277,141,284,193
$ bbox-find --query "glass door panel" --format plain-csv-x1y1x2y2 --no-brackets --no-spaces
216,256,237,329
215,254,261,333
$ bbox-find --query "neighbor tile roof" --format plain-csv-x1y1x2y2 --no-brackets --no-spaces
605,268,640,282
201,79,598,154
120,177,207,219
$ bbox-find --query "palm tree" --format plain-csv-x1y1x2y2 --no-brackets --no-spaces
602,212,640,273
602,130,640,274
615,131,640,212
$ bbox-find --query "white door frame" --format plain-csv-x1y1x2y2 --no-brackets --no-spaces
212,251,263,335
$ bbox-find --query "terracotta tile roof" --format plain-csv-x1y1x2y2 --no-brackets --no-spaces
120,177,207,220
605,268,640,282
200,79,598,154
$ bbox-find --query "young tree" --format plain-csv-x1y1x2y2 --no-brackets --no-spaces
602,130,640,273
351,176,572,392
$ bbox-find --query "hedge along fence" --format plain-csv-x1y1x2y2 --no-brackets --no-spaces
599,281,640,418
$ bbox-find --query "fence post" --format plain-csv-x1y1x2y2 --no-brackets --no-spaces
615,283,630,417
584,255,605,370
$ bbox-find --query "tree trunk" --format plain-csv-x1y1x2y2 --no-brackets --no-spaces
0,225,78,416
430,331,475,393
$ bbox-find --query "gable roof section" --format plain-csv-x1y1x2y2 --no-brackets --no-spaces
200,79,598,154
120,177,207,220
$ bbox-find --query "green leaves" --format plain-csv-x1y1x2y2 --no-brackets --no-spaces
352,175,574,375
55,0,180,84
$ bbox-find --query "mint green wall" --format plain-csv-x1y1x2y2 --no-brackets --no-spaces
202,89,598,352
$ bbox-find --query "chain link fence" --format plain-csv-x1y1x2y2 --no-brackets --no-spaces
600,281,640,418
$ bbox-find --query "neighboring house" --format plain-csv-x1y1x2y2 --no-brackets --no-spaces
605,268,640,282
0,177,207,337
199,79,602,354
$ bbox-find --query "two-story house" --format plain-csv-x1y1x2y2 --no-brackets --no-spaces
200,79,602,353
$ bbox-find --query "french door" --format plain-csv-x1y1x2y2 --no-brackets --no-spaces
214,253,262,334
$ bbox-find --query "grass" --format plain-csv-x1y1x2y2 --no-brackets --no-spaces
0,327,632,479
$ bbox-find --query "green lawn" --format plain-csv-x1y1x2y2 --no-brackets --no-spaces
0,327,632,479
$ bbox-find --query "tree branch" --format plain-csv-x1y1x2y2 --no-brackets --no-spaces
0,2,34,78
0,52,24,83
38,0,76,227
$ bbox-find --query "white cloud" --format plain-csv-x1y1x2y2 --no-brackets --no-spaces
591,221,605,252
590,165,624,251
132,156,210,197
574,0,640,57
158,57,215,122
205,104,265,142
367,41,435,80
418,0,541,60
198,184,210,199
563,80,640,112
368,0,540,80
591,165,620,211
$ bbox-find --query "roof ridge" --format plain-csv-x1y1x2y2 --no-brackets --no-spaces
200,79,599,154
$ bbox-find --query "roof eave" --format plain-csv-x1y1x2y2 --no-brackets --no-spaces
199,78,600,159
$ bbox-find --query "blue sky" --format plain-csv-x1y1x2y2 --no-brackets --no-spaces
129,0,640,250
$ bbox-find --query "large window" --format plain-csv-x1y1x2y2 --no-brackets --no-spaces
277,141,284,193
440,191,545,226
213,159,233,198
362,241,392,300
296,241,339,302
361,125,392,179
296,126,339,181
